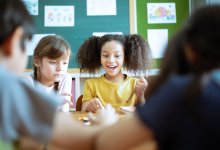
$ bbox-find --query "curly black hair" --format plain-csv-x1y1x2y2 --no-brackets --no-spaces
77,34,151,73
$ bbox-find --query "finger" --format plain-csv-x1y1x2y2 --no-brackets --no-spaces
139,76,145,82
90,103,99,112
94,99,104,109
140,76,148,84
87,105,96,113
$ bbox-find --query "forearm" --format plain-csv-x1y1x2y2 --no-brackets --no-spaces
14,138,44,150
94,114,153,150
49,112,100,150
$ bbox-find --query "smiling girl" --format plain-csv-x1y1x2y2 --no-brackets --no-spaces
77,34,151,112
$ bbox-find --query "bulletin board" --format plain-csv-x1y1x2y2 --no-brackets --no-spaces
26,0,130,69
136,0,189,68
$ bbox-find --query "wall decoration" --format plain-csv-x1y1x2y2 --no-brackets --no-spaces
44,6,74,27
26,34,55,56
87,0,116,16
147,3,176,24
147,29,168,58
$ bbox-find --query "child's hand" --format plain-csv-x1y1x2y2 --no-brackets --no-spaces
88,103,118,126
134,76,148,104
58,93,72,112
82,98,104,113
60,93,73,105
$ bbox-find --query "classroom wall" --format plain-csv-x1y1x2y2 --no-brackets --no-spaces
136,0,189,68
26,0,130,69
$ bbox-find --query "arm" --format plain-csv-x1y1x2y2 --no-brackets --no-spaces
81,80,103,112
82,98,103,113
59,73,72,102
16,112,103,150
95,113,154,150
134,76,148,105
49,112,102,150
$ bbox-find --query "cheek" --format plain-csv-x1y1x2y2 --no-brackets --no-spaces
40,64,53,74
118,57,124,65
101,57,105,65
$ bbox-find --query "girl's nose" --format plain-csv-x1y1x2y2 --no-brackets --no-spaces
108,55,115,62
56,63,63,71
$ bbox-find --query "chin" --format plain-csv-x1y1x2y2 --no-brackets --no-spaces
107,72,117,77
54,78,61,82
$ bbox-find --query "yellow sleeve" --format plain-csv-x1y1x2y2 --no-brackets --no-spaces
82,79,94,102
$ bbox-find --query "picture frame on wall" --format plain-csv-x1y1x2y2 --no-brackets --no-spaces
147,3,176,24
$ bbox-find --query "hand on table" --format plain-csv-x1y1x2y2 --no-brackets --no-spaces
82,98,104,113
88,103,118,126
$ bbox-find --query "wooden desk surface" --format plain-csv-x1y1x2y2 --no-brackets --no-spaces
71,111,157,150
72,111,127,125
72,111,126,117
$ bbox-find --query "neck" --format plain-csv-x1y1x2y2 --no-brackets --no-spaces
104,72,125,83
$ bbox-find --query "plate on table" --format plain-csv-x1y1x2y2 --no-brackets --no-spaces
120,106,136,114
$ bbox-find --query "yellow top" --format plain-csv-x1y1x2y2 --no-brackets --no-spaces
82,75,138,112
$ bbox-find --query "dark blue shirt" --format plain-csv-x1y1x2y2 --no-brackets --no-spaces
137,71,220,150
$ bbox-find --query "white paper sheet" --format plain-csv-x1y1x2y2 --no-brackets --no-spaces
147,29,168,58
87,0,116,16
44,6,74,27
26,34,55,56
147,3,176,24
93,32,123,36
22,0,39,15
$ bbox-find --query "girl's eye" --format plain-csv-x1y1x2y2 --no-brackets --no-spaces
115,55,120,58
102,55,108,58
63,62,68,65
49,61,56,64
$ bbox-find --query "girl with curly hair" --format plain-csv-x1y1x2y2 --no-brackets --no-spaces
77,34,151,112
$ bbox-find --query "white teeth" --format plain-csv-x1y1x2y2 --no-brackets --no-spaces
108,65,116,68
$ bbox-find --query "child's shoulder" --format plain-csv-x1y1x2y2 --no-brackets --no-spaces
20,72,35,85
125,75,138,82
21,72,34,78
86,75,103,82
0,67,16,83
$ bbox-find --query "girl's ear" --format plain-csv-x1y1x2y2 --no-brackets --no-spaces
33,57,40,67
2,34,13,56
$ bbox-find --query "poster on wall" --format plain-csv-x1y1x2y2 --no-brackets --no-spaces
87,0,116,16
93,32,123,36
22,0,38,15
147,29,168,58
147,3,176,24
26,34,55,56
44,6,74,27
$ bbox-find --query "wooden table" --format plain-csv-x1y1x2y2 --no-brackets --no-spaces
70,111,157,150
72,111,127,126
